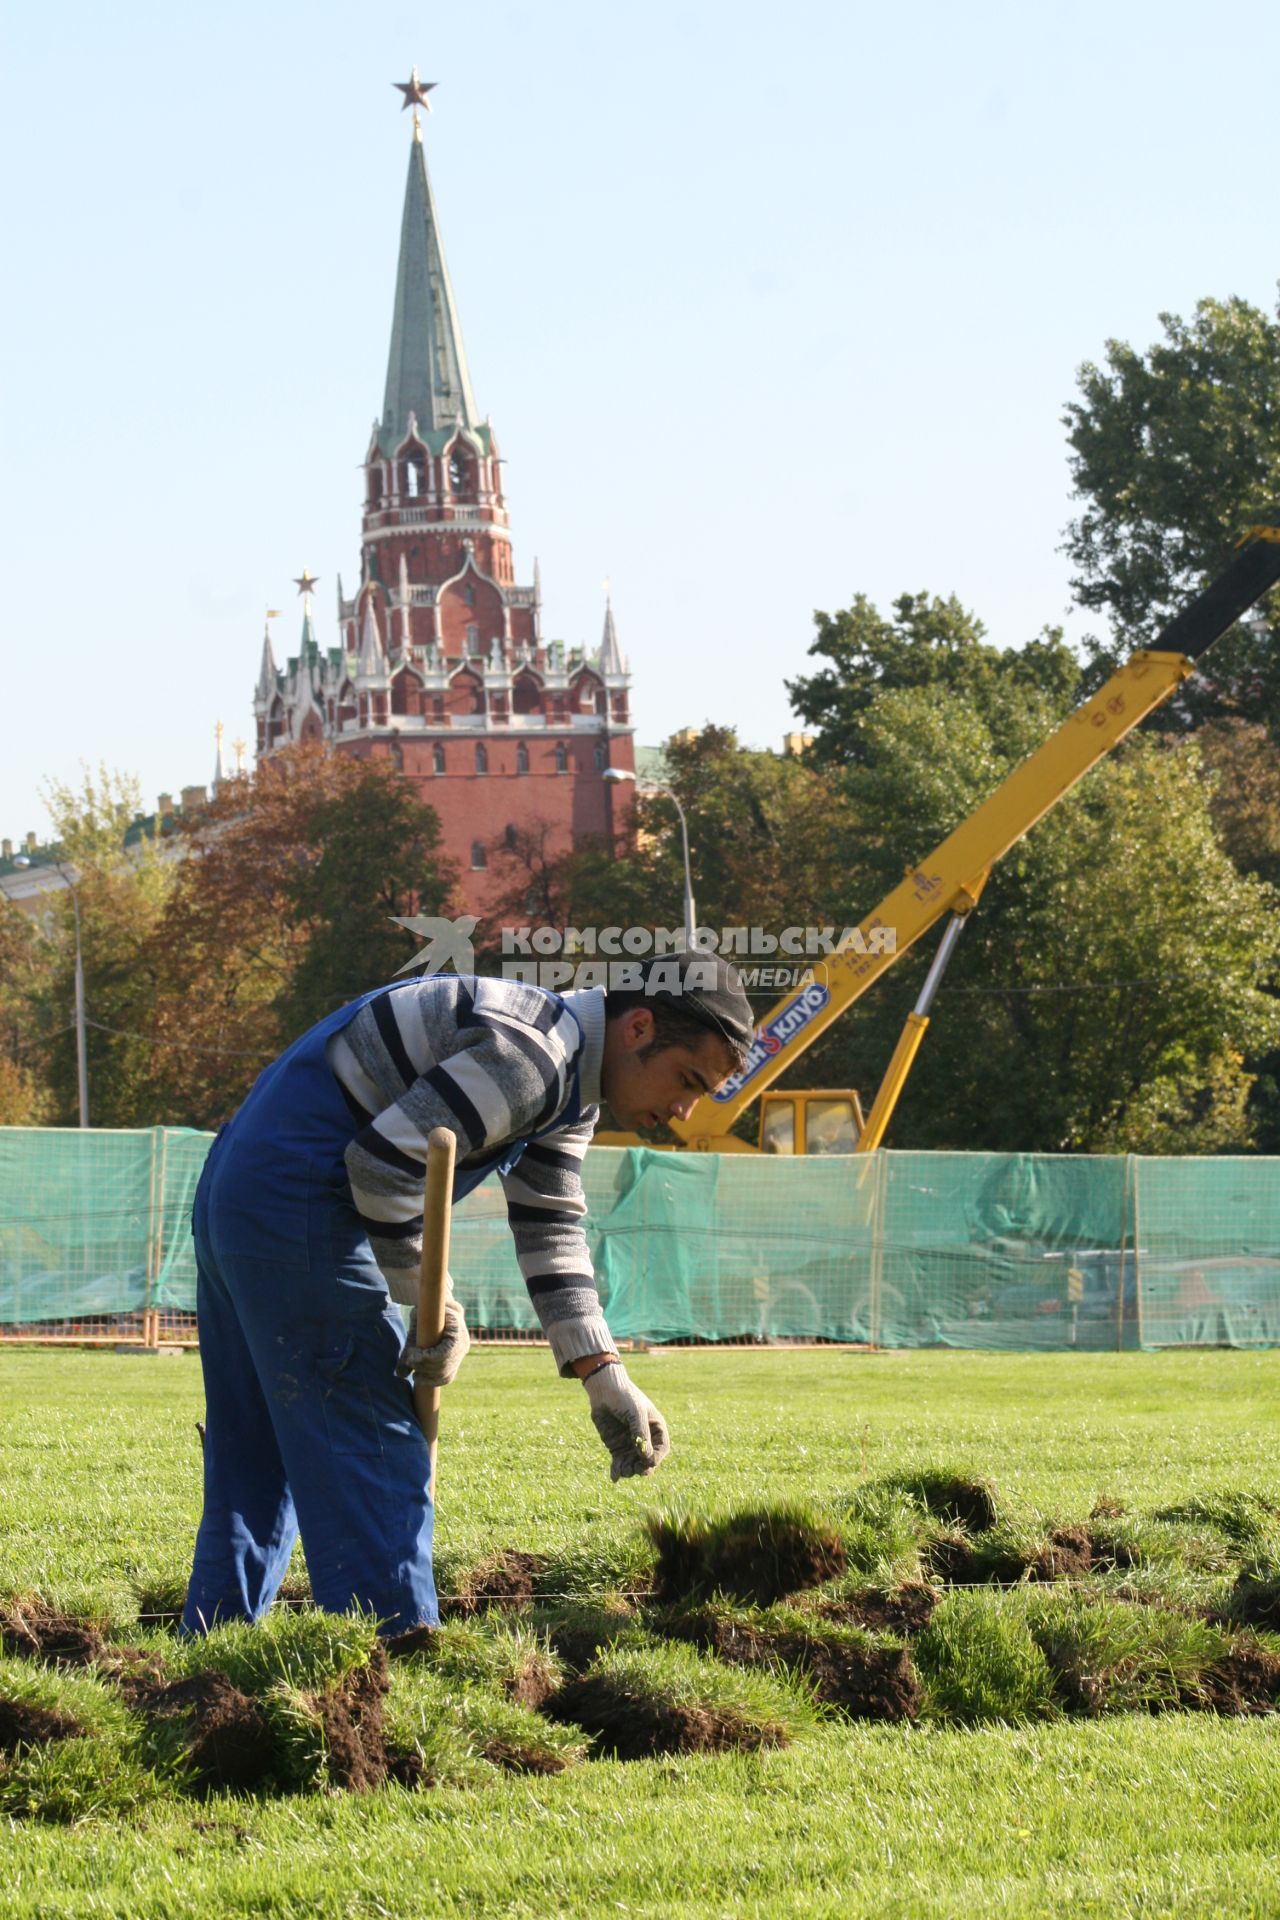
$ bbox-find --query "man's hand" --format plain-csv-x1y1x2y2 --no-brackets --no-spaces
582,1361,670,1481
396,1298,470,1388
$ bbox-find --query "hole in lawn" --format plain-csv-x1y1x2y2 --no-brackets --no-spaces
1223,1570,1280,1631
548,1674,784,1759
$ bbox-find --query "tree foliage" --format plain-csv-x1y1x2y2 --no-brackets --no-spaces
786,591,1080,767
1063,295,1280,724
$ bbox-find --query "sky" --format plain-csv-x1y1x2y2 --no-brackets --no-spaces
3,0,1279,841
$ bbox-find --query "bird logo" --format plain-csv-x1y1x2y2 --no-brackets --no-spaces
391,914,478,977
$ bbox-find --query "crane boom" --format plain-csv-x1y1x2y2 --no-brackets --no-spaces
672,528,1280,1149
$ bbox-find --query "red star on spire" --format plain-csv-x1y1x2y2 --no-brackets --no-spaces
393,67,437,112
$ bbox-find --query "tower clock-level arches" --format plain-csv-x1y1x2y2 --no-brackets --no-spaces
446,667,484,718
395,435,430,501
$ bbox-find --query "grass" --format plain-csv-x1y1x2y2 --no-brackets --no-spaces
1,1347,1280,1914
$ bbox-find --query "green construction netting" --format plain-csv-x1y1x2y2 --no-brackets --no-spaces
1,1127,1279,1348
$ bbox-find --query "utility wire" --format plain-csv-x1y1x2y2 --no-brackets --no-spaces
83,1017,274,1061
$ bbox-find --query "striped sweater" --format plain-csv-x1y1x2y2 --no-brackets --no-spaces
324,975,614,1375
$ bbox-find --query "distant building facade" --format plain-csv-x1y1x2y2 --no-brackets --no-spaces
253,95,635,909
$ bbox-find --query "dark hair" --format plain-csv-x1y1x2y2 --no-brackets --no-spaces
605,988,751,1072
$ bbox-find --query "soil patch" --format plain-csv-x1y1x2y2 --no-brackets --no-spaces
1193,1640,1280,1716
0,1698,81,1753
0,1601,106,1667
548,1673,786,1759
136,1671,279,1793
817,1584,939,1636
313,1646,389,1791
1028,1528,1094,1581
441,1552,547,1617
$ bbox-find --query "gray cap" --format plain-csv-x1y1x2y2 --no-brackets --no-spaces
634,952,755,1053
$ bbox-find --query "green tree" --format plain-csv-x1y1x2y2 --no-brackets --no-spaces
35,767,173,1129
1063,295,1280,723
804,693,1280,1154
786,591,1080,767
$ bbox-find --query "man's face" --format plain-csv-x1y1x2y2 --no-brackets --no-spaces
600,1009,737,1133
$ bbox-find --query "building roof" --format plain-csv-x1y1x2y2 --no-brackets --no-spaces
380,130,479,454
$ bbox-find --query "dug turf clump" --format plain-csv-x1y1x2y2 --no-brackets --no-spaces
648,1505,846,1607
895,1470,1000,1534
0,1598,108,1668
548,1642,813,1759
1025,1593,1231,1717
671,1605,921,1724
441,1551,548,1617
135,1671,280,1794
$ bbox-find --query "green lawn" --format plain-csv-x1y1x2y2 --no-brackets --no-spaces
2,1347,1279,1918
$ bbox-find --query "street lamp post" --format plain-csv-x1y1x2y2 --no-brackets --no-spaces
13,856,89,1126
603,768,697,950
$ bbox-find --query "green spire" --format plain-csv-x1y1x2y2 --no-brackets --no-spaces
380,130,478,451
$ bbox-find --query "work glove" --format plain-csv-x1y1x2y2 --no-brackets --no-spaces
396,1297,470,1388
583,1361,671,1481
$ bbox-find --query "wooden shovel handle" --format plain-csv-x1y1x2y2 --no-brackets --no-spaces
414,1126,456,1494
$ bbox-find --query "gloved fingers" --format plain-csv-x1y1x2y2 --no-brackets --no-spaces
396,1297,470,1386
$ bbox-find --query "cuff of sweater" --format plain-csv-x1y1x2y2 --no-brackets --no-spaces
546,1317,619,1379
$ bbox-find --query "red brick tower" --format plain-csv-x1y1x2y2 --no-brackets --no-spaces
254,72,635,910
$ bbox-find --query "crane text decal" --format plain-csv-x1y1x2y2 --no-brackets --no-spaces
712,982,832,1101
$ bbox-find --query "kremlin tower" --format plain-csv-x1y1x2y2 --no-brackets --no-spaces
252,71,635,908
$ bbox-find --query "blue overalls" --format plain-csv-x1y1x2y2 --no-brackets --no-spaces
182,978,582,1636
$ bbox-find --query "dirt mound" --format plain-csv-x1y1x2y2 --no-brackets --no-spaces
927,1528,1094,1588
818,1584,939,1637
136,1671,279,1793
313,1646,389,1791
549,1673,784,1759
704,1619,919,1722
0,1601,106,1667
1194,1640,1280,1716
0,1698,81,1753
442,1552,547,1616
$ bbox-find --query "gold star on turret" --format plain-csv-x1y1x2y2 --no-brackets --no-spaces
393,67,437,112
293,568,320,596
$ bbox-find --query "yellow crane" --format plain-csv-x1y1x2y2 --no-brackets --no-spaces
609,527,1280,1156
